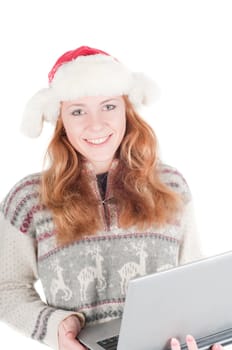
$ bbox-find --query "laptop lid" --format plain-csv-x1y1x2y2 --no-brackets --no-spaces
79,250,232,350
117,250,232,350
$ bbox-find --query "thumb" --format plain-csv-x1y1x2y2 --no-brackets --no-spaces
62,315,81,337
66,331,76,339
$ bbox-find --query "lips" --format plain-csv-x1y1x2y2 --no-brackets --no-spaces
84,134,112,145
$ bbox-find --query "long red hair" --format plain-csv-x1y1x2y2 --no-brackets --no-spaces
40,96,181,244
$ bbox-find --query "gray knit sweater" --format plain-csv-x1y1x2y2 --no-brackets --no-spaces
0,163,202,349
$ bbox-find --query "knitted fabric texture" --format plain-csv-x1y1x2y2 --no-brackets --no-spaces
0,163,202,349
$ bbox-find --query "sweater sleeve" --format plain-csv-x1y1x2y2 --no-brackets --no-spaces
178,200,204,265
0,211,84,349
158,163,203,265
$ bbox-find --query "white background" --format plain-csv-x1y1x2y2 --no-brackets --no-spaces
0,0,232,348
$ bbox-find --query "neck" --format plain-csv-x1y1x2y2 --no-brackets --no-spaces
82,158,119,175
91,160,113,175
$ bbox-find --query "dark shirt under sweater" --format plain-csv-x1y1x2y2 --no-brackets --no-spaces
96,172,108,200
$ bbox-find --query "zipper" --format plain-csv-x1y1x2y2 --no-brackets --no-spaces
86,160,118,232
94,176,111,232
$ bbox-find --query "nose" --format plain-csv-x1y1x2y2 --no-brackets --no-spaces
87,112,105,131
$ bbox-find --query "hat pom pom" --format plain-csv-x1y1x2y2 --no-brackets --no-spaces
21,88,60,138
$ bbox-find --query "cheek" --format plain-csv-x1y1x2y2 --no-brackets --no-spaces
65,126,82,148
116,117,126,137
111,112,126,129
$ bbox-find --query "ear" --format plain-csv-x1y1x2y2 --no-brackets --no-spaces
21,88,60,138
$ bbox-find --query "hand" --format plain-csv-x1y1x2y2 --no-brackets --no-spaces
170,334,224,350
58,315,87,350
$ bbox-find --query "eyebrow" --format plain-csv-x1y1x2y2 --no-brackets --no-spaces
100,98,120,105
67,103,85,108
66,98,121,109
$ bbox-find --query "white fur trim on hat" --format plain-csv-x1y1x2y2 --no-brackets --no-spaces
21,54,158,137
21,88,60,137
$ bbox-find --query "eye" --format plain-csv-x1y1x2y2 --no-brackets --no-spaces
102,104,116,111
71,108,85,116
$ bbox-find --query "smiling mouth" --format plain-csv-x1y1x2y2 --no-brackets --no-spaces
84,135,112,145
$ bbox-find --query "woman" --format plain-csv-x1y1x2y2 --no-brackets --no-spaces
0,46,221,350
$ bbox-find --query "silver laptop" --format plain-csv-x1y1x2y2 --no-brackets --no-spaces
78,250,232,350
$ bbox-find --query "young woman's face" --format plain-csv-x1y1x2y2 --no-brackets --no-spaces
61,95,126,173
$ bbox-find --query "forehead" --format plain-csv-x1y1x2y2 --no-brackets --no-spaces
62,95,124,107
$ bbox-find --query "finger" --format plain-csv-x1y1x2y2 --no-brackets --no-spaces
211,344,224,350
71,339,87,349
186,334,198,350
62,316,81,337
67,338,87,350
171,337,181,350
66,331,77,339
60,332,87,350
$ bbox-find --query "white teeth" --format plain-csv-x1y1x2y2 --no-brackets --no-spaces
86,136,109,144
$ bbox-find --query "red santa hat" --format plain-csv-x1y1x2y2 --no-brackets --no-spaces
21,46,158,137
